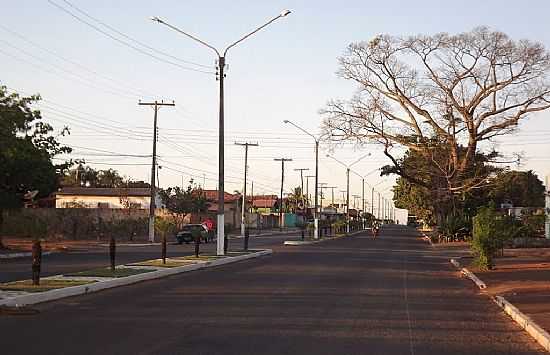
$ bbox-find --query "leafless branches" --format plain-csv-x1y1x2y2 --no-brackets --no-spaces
322,27,550,195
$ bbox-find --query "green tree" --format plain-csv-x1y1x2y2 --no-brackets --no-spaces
0,86,71,248
487,170,545,207
158,181,210,227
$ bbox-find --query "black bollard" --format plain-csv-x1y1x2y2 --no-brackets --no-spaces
193,230,200,258
244,228,250,251
109,236,116,271
162,233,167,264
31,240,42,286
301,229,305,241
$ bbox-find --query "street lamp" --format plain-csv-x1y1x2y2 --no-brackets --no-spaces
283,120,321,239
326,153,371,234
152,11,291,255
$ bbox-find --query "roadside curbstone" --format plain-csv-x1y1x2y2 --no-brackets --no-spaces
0,251,55,260
0,249,272,307
449,258,487,290
494,295,550,352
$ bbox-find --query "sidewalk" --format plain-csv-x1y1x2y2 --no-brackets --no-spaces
462,248,550,335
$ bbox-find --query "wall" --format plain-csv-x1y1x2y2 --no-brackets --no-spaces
56,195,153,209
2,208,150,240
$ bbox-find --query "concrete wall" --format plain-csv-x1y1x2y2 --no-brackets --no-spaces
56,195,153,209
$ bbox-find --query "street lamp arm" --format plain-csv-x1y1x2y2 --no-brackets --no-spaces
326,154,348,169
224,11,291,56
283,120,318,142
349,153,372,168
151,17,220,56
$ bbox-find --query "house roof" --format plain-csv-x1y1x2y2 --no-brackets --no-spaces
252,198,277,208
202,190,241,202
56,187,151,197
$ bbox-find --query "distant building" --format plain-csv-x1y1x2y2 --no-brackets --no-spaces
55,187,162,209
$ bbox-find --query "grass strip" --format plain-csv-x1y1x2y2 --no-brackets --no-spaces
66,267,152,278
0,279,95,293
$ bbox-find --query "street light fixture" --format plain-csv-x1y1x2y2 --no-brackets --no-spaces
283,120,321,239
326,153,371,233
152,11,291,255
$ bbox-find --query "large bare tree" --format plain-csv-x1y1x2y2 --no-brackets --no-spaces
322,27,550,201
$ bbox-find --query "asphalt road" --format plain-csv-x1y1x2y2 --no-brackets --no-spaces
0,226,544,355
0,231,300,283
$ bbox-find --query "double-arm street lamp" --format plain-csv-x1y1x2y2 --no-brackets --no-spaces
152,10,291,255
283,120,321,239
326,153,371,233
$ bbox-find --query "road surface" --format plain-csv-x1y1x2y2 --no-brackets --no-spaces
0,225,544,354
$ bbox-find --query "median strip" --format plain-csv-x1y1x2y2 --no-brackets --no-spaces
0,249,272,307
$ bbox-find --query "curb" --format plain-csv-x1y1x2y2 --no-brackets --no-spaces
283,229,365,246
449,258,487,290
494,296,550,352
420,232,434,247
0,249,272,307
0,251,55,260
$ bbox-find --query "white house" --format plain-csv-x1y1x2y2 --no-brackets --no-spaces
55,187,162,209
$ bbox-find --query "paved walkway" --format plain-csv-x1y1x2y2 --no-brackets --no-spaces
0,226,544,354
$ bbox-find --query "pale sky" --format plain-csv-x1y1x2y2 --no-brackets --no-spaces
2,0,549,205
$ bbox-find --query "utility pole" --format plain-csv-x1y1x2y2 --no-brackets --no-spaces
545,176,549,239
346,168,350,233
305,175,315,208
139,100,175,243
370,187,374,217
274,158,292,231
236,142,258,237
378,192,381,221
294,168,309,209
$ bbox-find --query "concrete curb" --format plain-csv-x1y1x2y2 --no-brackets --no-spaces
0,249,272,307
420,232,434,247
494,296,550,352
283,229,365,246
0,251,55,260
449,258,487,290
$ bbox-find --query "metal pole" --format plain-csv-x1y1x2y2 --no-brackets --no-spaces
546,176,550,239
362,178,365,229
216,56,226,255
346,168,350,234
242,144,248,236
314,141,319,239
371,187,374,216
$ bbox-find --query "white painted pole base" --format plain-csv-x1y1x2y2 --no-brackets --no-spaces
241,222,246,238
217,214,225,255
314,218,319,239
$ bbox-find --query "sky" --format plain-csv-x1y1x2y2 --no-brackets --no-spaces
2,0,549,206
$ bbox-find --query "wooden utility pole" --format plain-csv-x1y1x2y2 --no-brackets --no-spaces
274,158,292,231
139,100,175,243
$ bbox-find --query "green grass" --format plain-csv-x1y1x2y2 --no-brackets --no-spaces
175,255,227,261
66,267,153,278
0,279,95,293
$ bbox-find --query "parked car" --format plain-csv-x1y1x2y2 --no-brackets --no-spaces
176,224,210,244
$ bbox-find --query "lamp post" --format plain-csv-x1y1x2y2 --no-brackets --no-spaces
326,153,371,234
152,11,291,255
283,120,321,239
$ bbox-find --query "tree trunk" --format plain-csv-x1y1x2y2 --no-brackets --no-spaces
109,236,116,271
31,240,42,286
162,233,167,264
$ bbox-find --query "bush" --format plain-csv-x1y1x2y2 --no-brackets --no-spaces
439,214,471,242
472,206,499,270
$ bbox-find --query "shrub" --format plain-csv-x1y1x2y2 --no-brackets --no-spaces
472,206,499,270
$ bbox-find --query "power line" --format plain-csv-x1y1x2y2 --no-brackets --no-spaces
47,0,214,74
59,0,213,70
